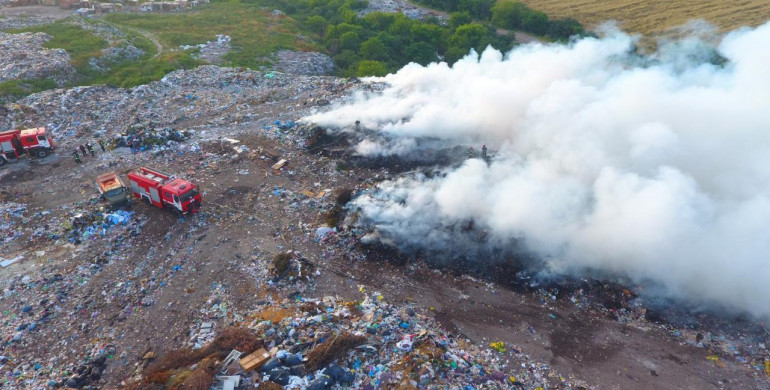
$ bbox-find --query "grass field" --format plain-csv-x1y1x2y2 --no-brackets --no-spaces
518,0,770,35
104,2,318,69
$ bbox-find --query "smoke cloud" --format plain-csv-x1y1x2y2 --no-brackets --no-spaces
304,22,770,318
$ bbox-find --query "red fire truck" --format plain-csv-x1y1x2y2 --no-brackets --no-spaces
0,127,56,166
127,167,202,213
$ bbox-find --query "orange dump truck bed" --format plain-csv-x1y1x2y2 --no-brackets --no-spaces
96,171,129,206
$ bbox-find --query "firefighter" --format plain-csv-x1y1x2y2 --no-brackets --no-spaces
97,139,106,152
86,142,95,156
79,144,87,157
72,150,81,164
482,144,487,159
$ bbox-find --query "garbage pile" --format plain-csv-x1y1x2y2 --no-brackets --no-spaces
182,34,231,64
0,32,76,85
0,65,356,142
89,44,145,72
111,125,189,152
274,50,334,76
0,205,149,389
64,209,136,245
0,14,59,30
140,289,575,389
358,0,434,20
0,202,28,244
69,17,127,43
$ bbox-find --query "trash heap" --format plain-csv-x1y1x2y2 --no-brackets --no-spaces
0,209,148,389
64,209,136,245
89,44,145,72
0,32,76,85
137,288,575,389
0,15,58,30
0,65,355,142
358,0,434,20
111,125,189,151
0,202,28,244
274,50,334,76
182,34,232,64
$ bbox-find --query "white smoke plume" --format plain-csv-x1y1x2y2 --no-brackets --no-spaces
304,22,770,318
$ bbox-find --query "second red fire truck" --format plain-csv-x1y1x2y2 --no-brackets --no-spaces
127,167,202,213
0,127,56,165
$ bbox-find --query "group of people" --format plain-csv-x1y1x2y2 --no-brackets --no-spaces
72,139,106,164
468,144,489,159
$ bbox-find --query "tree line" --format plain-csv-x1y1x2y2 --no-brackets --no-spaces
251,0,513,76
414,0,585,40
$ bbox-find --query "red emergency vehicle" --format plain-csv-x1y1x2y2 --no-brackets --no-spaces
127,167,202,213
0,127,56,165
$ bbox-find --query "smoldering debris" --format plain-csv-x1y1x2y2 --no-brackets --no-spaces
306,21,770,318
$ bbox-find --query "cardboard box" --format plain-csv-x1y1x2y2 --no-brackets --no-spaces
239,348,270,372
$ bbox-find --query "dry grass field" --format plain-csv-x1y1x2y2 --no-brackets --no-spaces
519,0,770,35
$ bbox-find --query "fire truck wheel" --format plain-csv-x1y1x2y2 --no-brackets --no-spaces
36,149,48,158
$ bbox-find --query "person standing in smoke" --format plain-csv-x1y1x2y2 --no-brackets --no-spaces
72,150,81,164
482,144,487,159
97,139,106,152
79,144,87,157
86,142,95,156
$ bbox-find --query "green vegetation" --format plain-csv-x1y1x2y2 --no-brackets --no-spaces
253,0,512,75
0,79,57,104
413,0,585,40
104,1,317,68
491,1,583,38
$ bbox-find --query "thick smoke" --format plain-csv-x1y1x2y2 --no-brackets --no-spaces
304,22,770,318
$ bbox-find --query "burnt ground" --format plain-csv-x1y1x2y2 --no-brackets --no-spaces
0,76,767,389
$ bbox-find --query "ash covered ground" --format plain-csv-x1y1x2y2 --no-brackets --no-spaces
0,65,767,390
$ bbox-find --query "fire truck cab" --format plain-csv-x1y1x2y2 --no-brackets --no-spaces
127,167,201,213
0,127,56,165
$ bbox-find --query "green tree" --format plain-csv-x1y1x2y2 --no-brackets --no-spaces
547,18,584,39
410,23,443,47
405,42,437,65
339,31,362,51
448,12,472,30
458,0,495,19
491,1,528,30
359,37,389,61
388,15,413,38
362,11,396,30
521,10,548,35
306,15,328,35
333,50,361,69
357,60,388,76
449,23,487,49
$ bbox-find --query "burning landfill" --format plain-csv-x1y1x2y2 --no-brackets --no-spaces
0,16,769,390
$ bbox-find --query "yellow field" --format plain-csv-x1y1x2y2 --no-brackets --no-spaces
519,0,770,35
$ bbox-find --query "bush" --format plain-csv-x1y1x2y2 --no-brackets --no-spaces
357,60,388,76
